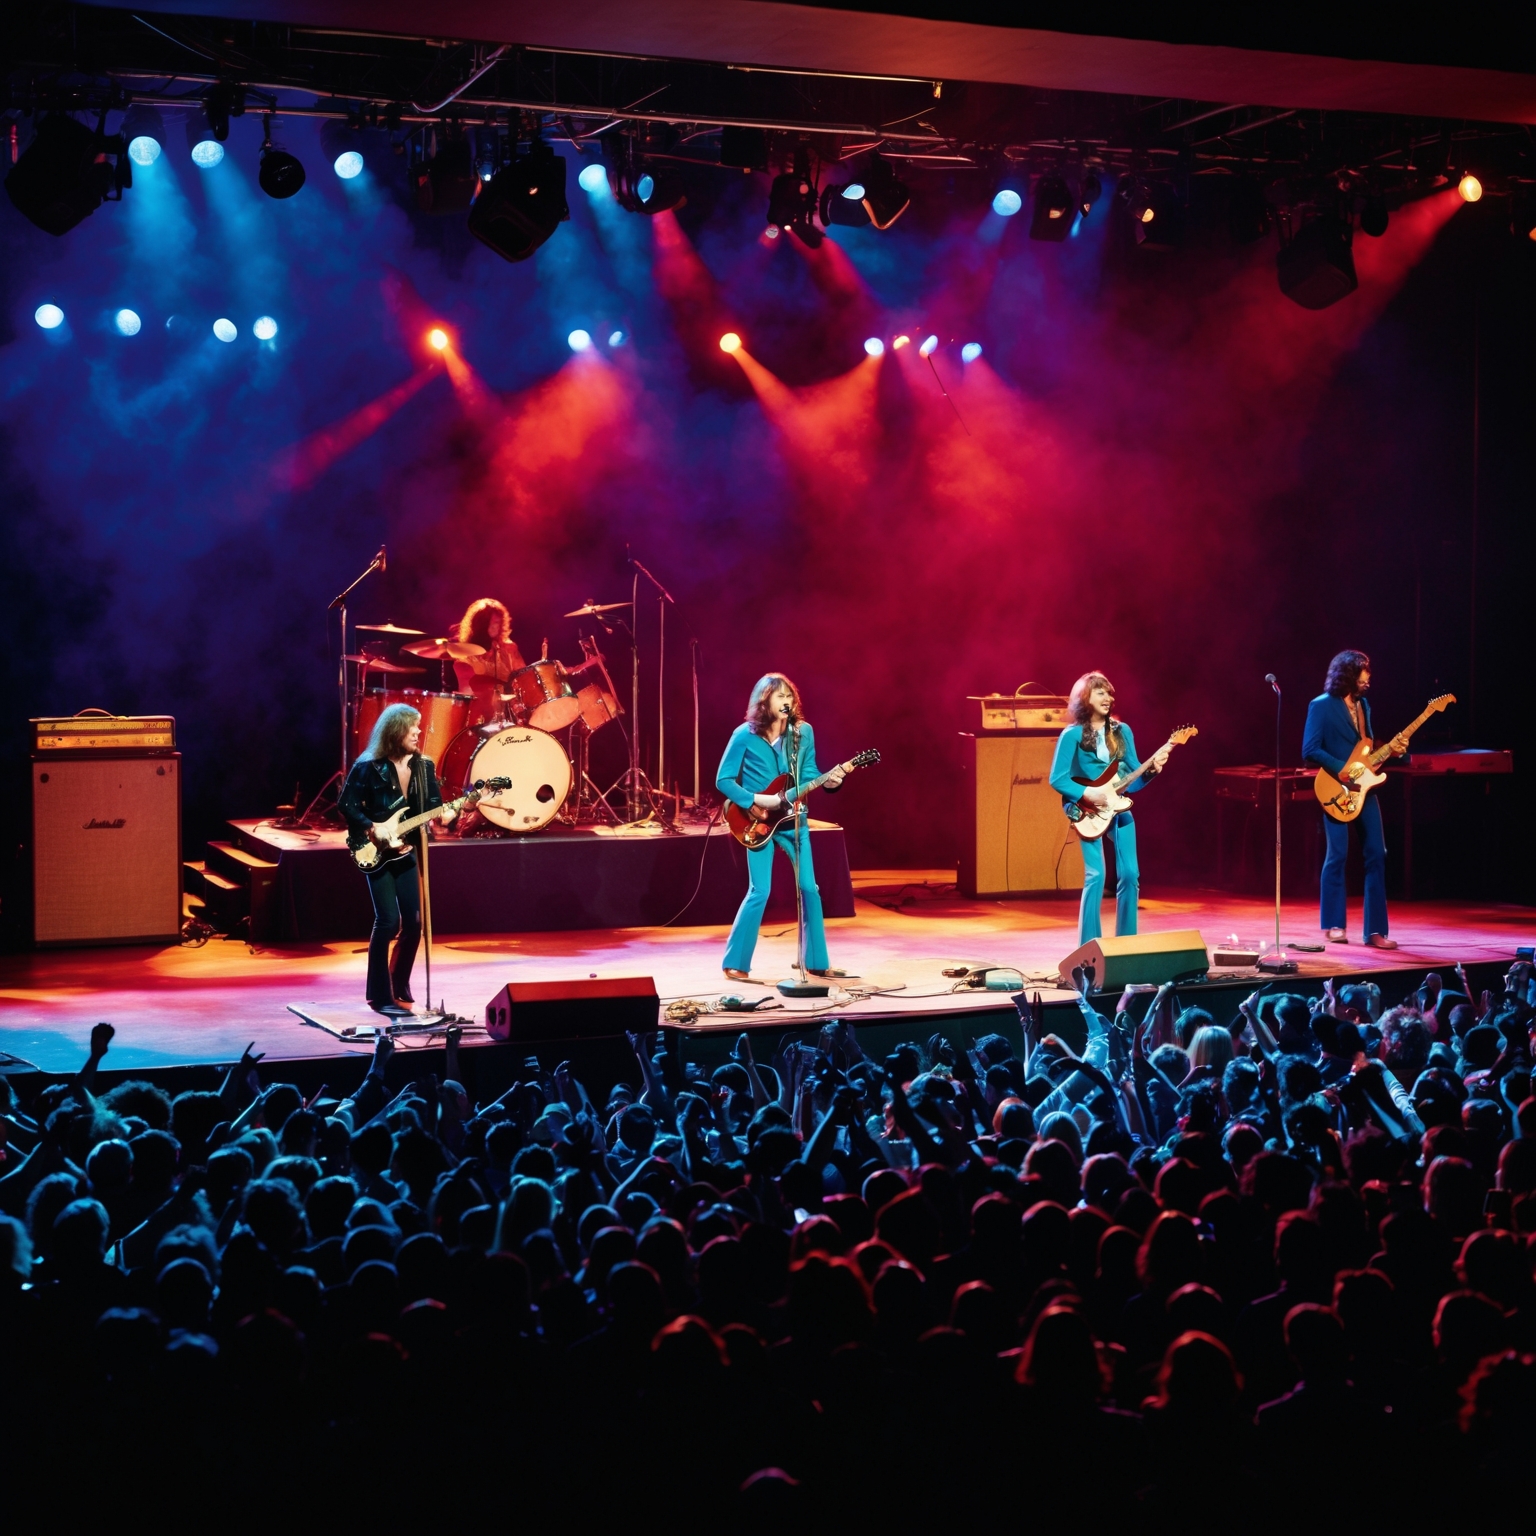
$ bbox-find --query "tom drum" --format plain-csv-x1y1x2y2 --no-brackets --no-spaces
442,725,572,833
506,660,580,732
352,689,471,768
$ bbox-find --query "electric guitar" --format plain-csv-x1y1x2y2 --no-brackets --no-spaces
349,777,512,870
1064,726,1198,841
724,749,880,850
1313,694,1454,823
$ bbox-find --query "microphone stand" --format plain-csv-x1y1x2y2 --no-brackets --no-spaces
778,717,830,998
630,554,676,820
1258,674,1299,974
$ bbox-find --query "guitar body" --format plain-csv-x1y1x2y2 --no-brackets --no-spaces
350,805,416,871
723,772,794,851
1314,745,1387,823
1067,761,1134,841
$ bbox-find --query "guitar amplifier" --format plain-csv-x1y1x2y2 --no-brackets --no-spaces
959,732,1083,897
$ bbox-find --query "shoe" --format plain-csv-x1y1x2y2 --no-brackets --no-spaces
806,968,855,979
723,969,751,982
368,999,407,1015
1365,933,1398,950
1324,928,1347,943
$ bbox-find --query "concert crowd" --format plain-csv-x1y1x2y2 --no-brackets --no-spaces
2,961,1534,1522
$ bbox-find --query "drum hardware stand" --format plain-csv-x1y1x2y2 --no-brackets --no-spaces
778,722,830,999
1258,673,1300,974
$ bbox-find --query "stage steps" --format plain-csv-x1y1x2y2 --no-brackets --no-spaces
182,841,279,940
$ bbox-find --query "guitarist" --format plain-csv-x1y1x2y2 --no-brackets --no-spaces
1303,650,1407,950
339,703,456,1014
715,674,845,981
1050,672,1170,945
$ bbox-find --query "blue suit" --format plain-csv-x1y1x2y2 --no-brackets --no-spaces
716,721,838,973
1303,692,1388,939
1051,722,1154,943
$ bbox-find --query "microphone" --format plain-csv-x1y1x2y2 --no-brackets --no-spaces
1266,673,1280,694
376,545,387,574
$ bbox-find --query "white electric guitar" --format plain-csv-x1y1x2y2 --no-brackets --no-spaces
1063,726,1198,841
349,776,511,870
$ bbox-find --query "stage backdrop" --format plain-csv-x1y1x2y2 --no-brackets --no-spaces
3,114,1532,938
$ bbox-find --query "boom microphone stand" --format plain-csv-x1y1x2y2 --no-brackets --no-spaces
778,715,830,999
1258,673,1299,974
630,554,676,819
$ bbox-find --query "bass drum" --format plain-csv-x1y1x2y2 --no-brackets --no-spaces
440,725,572,833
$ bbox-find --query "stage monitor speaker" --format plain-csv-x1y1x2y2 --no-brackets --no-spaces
1057,930,1209,989
959,732,1083,897
485,976,659,1042
32,755,182,945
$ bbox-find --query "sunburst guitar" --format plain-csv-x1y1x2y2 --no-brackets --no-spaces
1313,694,1454,822
724,749,880,850
1064,726,1198,841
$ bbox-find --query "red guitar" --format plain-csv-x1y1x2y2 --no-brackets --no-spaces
723,749,880,849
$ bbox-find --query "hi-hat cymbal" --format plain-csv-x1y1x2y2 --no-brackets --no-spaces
354,622,425,635
564,600,633,618
343,655,425,674
403,638,486,660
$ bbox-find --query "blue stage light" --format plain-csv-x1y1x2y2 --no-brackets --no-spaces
578,163,607,194
864,337,885,357
213,318,238,343
919,334,938,356
842,182,866,200
961,342,982,363
608,330,625,347
992,188,1023,217
568,329,592,352
128,136,162,167
191,140,224,168
114,309,142,336
636,173,655,204
35,304,64,330
253,316,278,341
333,150,364,180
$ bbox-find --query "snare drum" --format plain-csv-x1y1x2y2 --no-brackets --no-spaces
507,659,580,731
352,689,471,767
442,725,572,833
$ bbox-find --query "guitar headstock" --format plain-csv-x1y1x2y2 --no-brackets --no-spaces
1429,694,1455,713
468,775,513,797
1168,725,1198,746
850,748,880,770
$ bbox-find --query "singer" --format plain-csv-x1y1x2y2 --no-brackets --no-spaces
715,674,845,980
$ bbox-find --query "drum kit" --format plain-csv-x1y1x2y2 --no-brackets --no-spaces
344,604,629,835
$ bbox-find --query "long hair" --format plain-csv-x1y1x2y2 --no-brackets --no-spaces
1068,670,1124,756
1325,649,1370,698
364,703,420,761
745,673,804,736
458,598,513,649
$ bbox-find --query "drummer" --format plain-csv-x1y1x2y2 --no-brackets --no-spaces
453,599,525,725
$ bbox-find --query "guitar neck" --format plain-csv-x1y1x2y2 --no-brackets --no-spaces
392,794,467,838
1113,739,1176,792
1366,705,1435,767
785,762,849,805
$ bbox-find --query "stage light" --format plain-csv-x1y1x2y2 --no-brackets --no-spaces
637,173,654,203
1359,191,1389,238
842,182,866,201
126,136,159,166
864,337,885,357
612,162,684,216
769,153,819,240
568,329,592,352
608,330,625,347
764,225,781,240
820,179,871,228
253,316,278,340
334,150,364,180
191,139,224,168
121,104,165,167
1030,175,1074,241
213,318,237,343
860,154,910,230
428,328,449,351
1458,173,1483,203
203,83,238,144
1079,171,1102,216
1126,181,1184,250
578,162,606,194
468,140,569,262
6,114,130,236
259,133,307,201
961,342,982,363
34,304,64,330
893,335,910,349
992,188,1022,217
719,332,742,353
114,309,141,335
919,334,937,356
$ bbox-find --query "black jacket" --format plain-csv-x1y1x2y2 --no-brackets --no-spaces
338,755,445,851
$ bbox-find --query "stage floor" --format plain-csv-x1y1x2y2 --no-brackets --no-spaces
1,875,1529,1077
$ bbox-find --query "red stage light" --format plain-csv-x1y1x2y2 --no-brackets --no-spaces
1457,173,1483,203
428,327,450,351
719,332,742,354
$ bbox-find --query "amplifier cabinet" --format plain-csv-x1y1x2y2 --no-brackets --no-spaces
959,732,1083,897
32,754,182,945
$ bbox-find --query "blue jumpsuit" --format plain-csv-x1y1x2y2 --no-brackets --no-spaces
716,721,838,973
1302,692,1389,939
1050,722,1156,944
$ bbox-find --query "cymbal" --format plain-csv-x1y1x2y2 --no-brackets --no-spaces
403,638,486,660
564,600,633,618
343,655,425,674
354,622,425,635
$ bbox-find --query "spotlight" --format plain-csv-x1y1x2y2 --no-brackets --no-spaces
568,329,592,351
253,316,278,340
1029,175,1074,241
1277,214,1357,310
334,151,364,180
820,178,871,228
121,104,165,167
34,303,65,329
860,154,910,230
1126,181,1184,250
202,83,240,144
893,335,910,348
864,337,885,357
608,330,625,346
213,318,238,342
719,332,742,353
919,334,938,356
259,123,306,200
6,115,130,236
114,309,141,335
1079,171,1102,216
961,343,982,362
612,161,684,216
1458,173,1483,203
468,140,569,262
190,139,224,168
763,225,781,240
428,328,450,351
768,152,819,240
577,162,607,194
992,187,1023,217
1359,191,1389,238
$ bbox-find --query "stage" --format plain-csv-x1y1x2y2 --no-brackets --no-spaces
1,876,1527,1088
